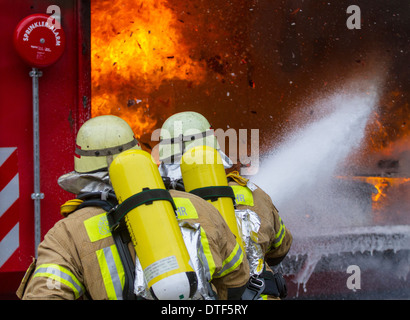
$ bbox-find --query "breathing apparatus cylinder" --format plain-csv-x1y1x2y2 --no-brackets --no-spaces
180,145,245,253
109,149,197,300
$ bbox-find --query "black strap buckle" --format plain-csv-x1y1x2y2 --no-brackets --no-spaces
241,274,266,300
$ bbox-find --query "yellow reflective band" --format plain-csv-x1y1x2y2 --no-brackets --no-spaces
84,213,112,242
96,245,125,300
256,258,264,273
214,242,243,278
269,217,286,250
173,197,199,220
275,217,283,237
199,227,216,280
33,264,85,299
231,185,254,206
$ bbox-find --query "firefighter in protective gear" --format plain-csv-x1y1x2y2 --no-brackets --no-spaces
158,111,293,300
158,111,233,189
17,115,249,300
227,171,292,299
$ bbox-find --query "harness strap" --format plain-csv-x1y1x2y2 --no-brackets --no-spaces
241,274,266,300
260,268,288,299
77,191,118,211
106,216,137,300
108,188,177,231
77,199,114,212
76,192,137,300
189,186,236,203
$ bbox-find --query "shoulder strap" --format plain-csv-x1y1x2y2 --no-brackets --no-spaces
77,191,118,210
76,191,137,300
108,218,137,300
189,186,236,203
108,188,177,231
77,199,114,212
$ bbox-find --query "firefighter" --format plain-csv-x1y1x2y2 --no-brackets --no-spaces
157,111,293,299
158,111,233,190
16,115,249,300
226,170,292,299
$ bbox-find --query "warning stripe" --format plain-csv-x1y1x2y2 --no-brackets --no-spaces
0,148,20,269
0,174,19,219
0,223,19,268
0,199,19,243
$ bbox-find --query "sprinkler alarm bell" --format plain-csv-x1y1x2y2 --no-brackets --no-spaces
13,13,65,68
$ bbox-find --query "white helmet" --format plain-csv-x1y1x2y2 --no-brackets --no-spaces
159,111,220,163
74,115,141,173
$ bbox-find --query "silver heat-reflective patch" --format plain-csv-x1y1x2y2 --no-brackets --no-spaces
134,221,215,300
57,170,113,195
235,208,264,275
158,162,183,187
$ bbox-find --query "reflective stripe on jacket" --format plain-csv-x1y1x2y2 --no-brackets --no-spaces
32,264,85,299
20,205,128,300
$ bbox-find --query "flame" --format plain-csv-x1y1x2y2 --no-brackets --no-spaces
360,177,407,210
335,89,410,224
337,175,410,224
366,112,391,153
91,0,206,139
364,90,410,155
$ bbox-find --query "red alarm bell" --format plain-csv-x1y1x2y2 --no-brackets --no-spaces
13,13,65,68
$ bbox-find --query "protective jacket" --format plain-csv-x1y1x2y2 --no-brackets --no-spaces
17,190,248,300
227,172,293,299
228,180,292,265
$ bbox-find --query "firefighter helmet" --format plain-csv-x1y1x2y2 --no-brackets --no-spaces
74,115,141,173
159,111,220,162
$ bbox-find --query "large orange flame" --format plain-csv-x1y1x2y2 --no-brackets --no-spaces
91,0,206,139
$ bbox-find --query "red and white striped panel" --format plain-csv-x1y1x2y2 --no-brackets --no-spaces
0,147,20,270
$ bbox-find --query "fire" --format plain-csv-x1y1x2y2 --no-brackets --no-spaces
91,0,206,139
358,177,409,210
345,89,410,224
338,175,410,224
362,176,410,224
364,90,410,155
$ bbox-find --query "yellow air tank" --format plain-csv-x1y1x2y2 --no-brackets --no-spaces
109,149,197,300
180,145,245,253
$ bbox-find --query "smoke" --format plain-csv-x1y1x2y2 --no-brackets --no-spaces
252,82,380,236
